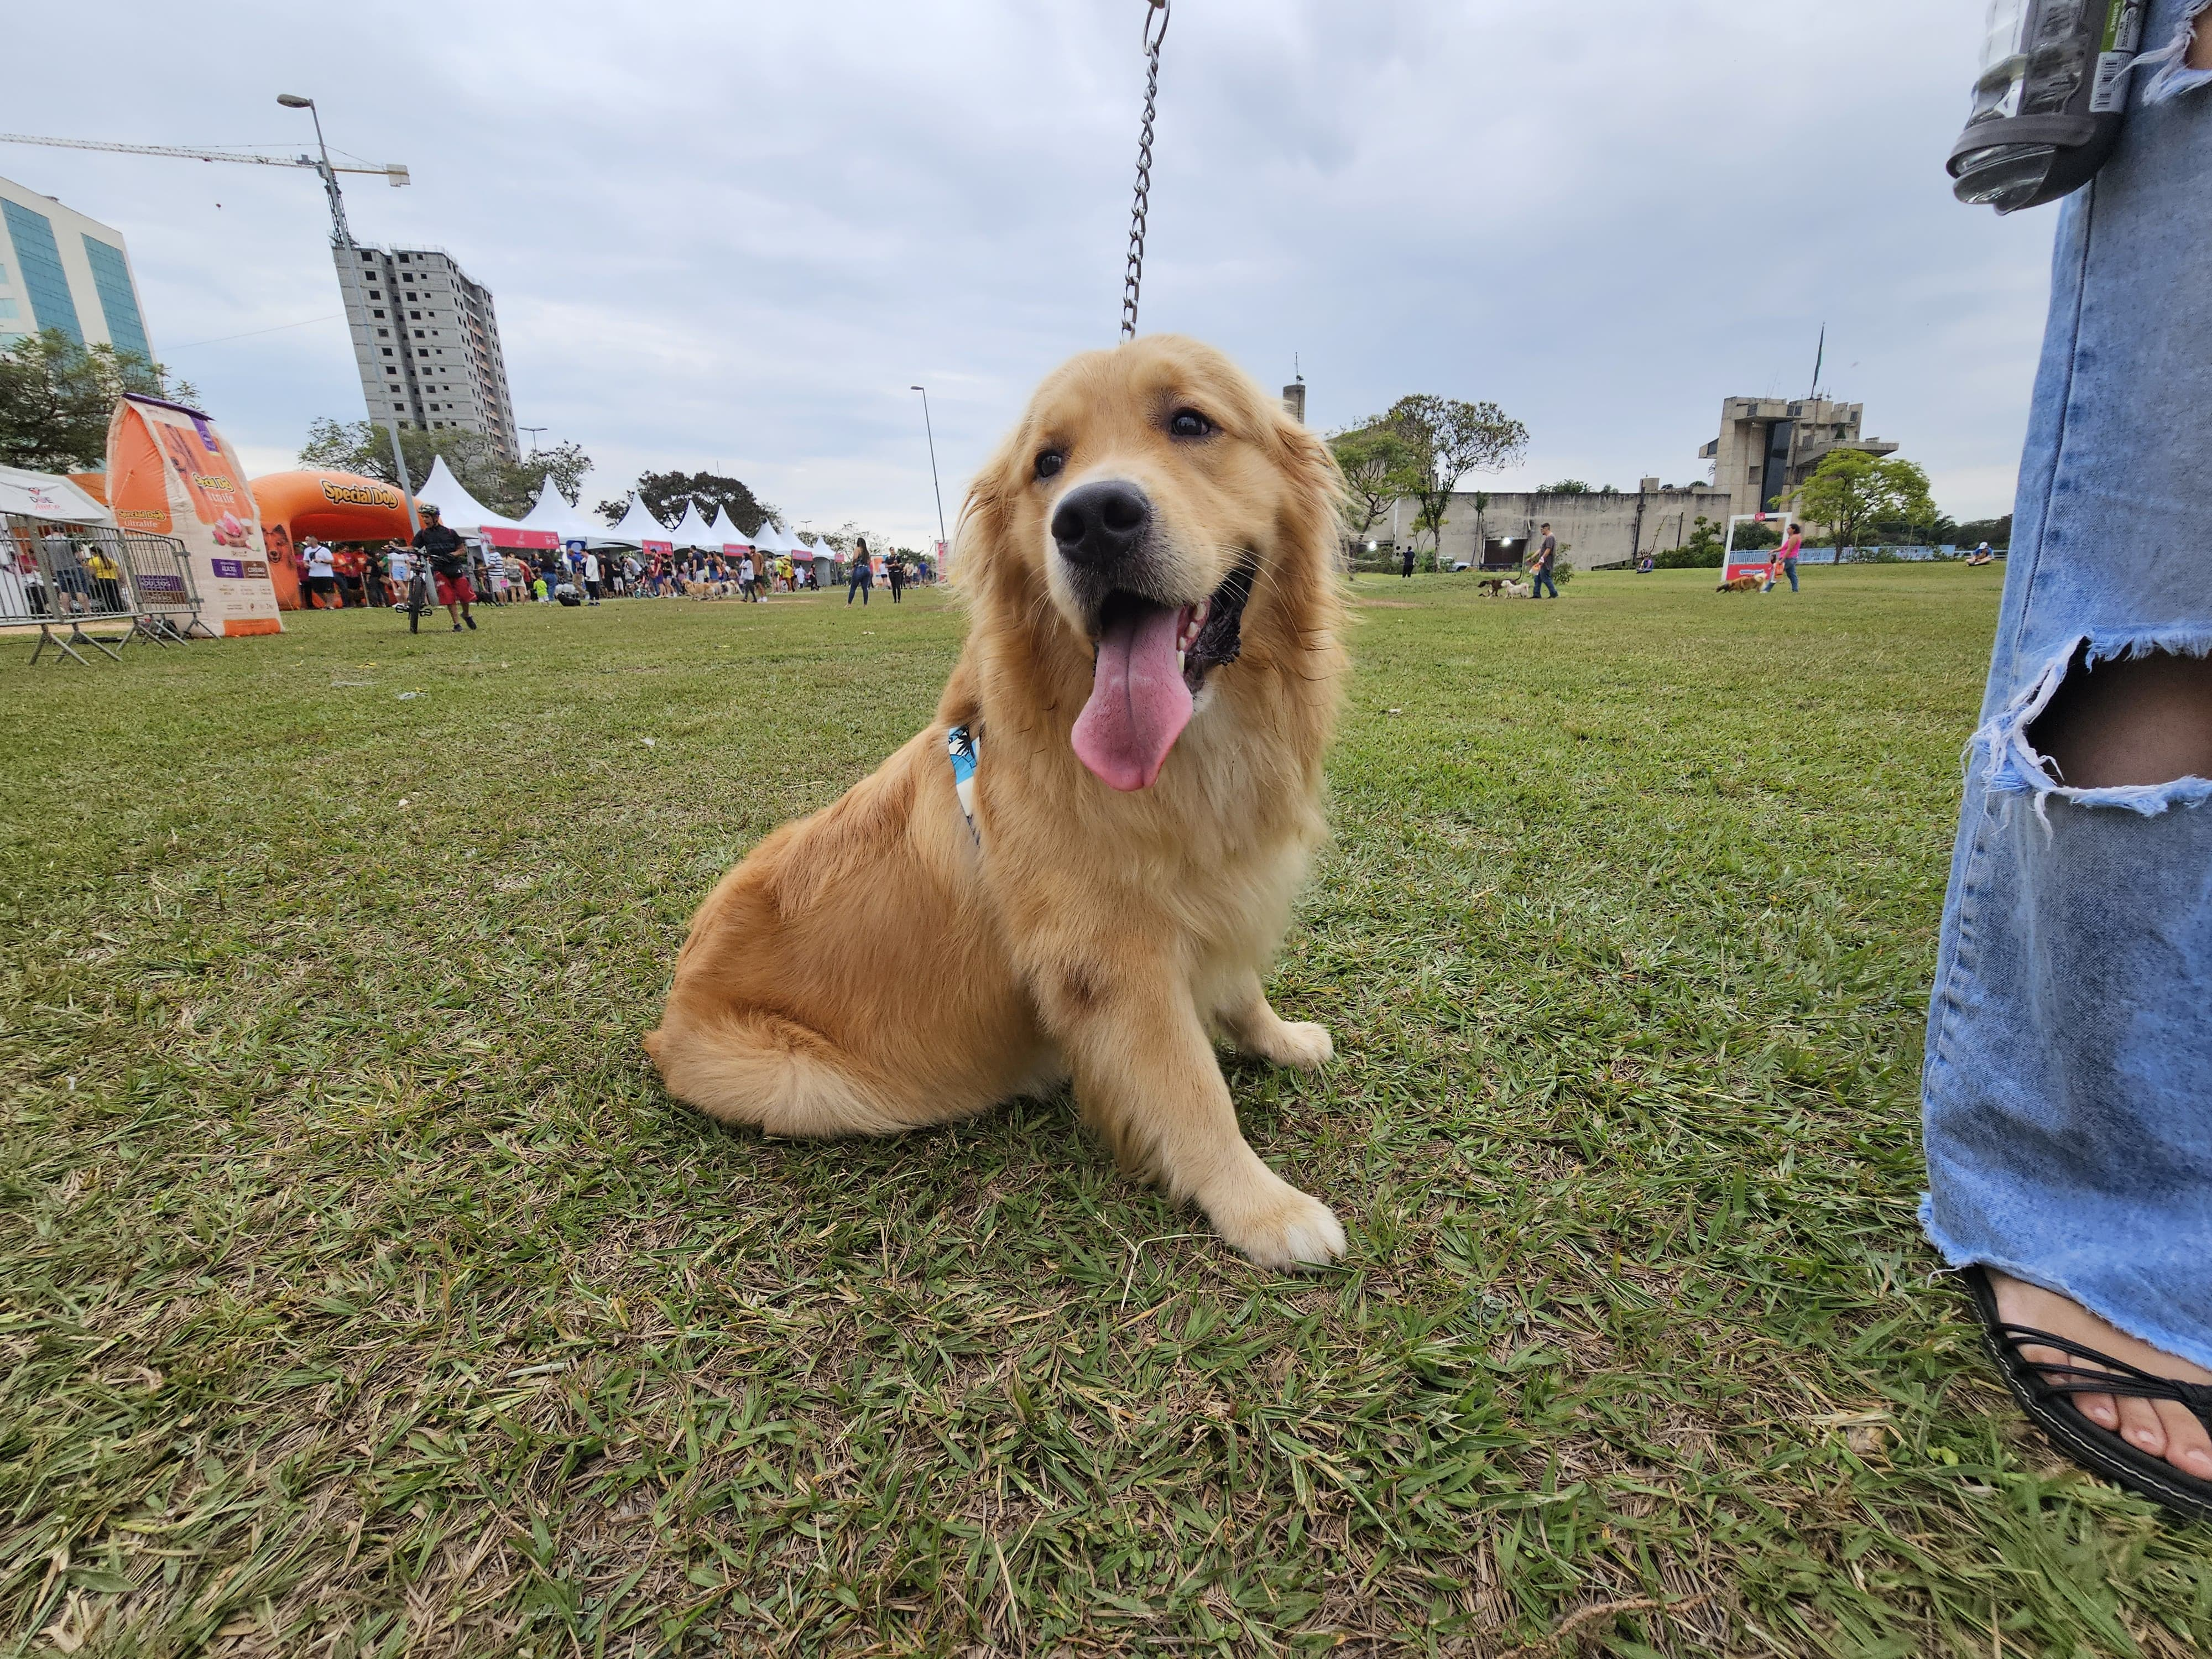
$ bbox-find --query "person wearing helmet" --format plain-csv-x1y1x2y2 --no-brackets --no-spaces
411,504,477,632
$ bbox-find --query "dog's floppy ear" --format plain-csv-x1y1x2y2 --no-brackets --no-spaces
1262,405,1349,583
953,424,1032,617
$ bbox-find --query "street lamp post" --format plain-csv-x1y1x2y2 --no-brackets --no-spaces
276,93,352,249
279,92,386,444
910,385,948,561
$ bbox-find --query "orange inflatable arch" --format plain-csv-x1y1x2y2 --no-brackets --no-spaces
249,470,421,609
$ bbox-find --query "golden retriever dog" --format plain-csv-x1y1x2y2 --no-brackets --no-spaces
644,336,1350,1268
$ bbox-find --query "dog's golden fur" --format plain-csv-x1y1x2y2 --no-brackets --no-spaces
644,336,1350,1267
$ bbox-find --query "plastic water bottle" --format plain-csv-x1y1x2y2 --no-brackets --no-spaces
1948,0,2146,213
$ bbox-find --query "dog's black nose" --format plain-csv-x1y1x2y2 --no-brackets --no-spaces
1051,481,1151,569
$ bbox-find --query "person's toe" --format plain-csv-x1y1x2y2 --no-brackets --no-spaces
2116,1392,2170,1459
2154,1399,2212,1479
2018,1338,2120,1429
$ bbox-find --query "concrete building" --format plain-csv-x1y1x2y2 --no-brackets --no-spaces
1699,396,1896,522
0,173,154,359
1357,478,1736,571
337,243,519,462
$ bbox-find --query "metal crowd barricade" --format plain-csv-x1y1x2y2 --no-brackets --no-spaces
1,514,203,665
115,530,208,645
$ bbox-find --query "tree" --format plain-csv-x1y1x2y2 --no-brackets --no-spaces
1653,515,1725,569
299,418,593,519
1374,394,1530,564
0,329,197,473
1538,479,1593,495
1791,450,1935,557
1954,513,2012,549
1328,424,1421,546
600,470,781,535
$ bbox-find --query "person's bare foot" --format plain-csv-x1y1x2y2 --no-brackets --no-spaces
1990,1271,2212,1480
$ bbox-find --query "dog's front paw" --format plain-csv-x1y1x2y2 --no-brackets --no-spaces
1208,1172,1346,1271
1265,1021,1333,1071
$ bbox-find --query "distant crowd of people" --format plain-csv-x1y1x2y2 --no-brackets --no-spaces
291,531,932,615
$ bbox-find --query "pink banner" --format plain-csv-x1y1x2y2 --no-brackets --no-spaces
479,525,559,550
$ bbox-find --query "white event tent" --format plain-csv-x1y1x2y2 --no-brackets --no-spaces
414,456,535,546
709,507,754,554
670,503,718,551
517,479,599,548
0,464,113,524
604,492,675,554
790,533,837,586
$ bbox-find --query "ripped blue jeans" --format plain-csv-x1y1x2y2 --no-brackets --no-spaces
1921,0,2212,1373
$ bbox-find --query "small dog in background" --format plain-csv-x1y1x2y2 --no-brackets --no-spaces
647,336,1353,1269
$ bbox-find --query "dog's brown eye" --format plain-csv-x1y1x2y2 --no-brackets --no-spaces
1035,449,1066,481
1169,409,1214,439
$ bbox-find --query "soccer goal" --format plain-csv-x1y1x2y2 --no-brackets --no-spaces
1721,513,1791,585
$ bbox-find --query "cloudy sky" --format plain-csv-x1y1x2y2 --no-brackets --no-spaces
8,1,2051,541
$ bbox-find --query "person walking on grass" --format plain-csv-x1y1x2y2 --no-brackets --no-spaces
383,541,411,608
888,551,906,603
1922,4,2212,1522
1530,524,1560,599
1400,541,1416,579
1763,523,1804,594
411,505,478,632
581,549,603,606
848,536,874,606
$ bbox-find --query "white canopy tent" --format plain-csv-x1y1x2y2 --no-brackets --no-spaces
670,503,718,551
0,465,113,524
709,507,755,553
518,478,601,545
414,456,526,539
791,533,837,585
603,492,675,552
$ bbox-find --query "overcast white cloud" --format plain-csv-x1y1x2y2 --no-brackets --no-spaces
6,1,2050,539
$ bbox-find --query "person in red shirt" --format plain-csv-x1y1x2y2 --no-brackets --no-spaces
332,544,367,608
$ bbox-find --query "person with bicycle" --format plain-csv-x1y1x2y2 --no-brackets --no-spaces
411,505,478,632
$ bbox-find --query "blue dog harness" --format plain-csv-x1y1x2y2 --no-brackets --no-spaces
946,724,981,846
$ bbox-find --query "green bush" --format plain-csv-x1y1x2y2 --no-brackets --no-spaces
1653,516,1725,568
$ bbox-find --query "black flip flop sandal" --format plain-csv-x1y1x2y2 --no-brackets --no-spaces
1963,1265,2212,1523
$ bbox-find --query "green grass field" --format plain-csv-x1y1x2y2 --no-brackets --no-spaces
5,566,2209,1658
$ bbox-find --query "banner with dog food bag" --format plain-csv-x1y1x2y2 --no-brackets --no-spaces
106,394,284,637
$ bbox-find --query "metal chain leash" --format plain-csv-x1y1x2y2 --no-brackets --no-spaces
1120,0,1171,341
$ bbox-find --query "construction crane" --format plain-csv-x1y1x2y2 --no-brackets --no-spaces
0,131,408,250
1,107,417,451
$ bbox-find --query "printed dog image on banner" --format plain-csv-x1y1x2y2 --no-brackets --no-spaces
106,393,284,637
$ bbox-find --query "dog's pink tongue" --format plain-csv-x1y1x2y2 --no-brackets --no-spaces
1071,603,1192,791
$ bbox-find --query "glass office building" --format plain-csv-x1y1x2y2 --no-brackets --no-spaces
0,173,154,361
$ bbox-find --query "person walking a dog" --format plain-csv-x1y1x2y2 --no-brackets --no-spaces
1530,525,1560,599
1764,523,1804,593
410,505,478,632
